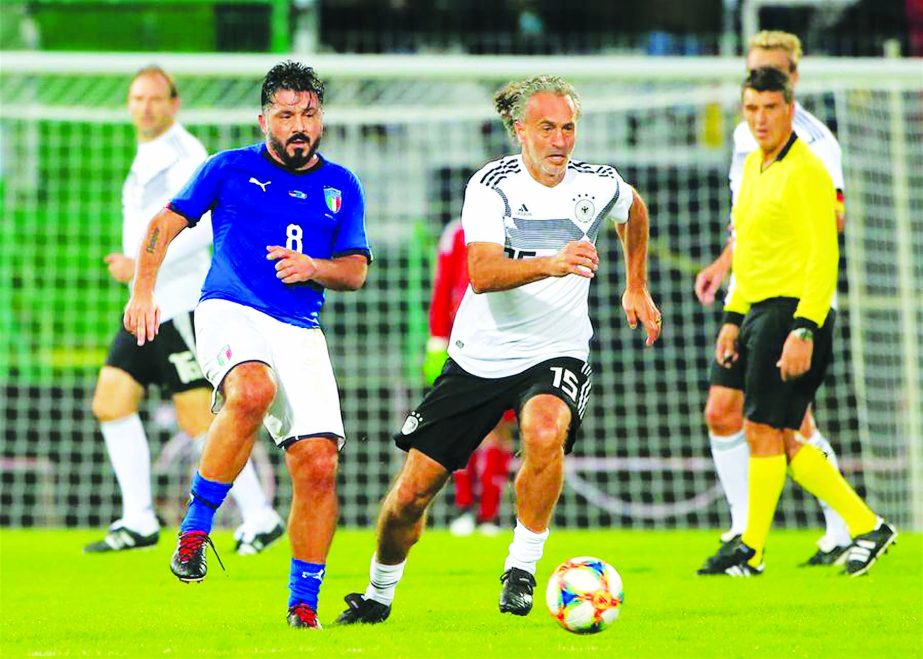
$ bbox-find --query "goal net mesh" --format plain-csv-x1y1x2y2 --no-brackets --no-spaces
1,54,920,530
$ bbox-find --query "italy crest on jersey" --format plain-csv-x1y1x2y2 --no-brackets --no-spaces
324,187,342,213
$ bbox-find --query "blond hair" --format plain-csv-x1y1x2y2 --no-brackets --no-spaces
493,75,581,139
748,30,803,72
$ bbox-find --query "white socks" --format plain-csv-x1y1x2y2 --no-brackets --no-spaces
708,430,749,537
101,414,159,535
504,520,549,574
365,555,406,606
806,431,852,548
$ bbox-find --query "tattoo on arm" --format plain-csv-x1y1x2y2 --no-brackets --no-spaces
145,228,160,254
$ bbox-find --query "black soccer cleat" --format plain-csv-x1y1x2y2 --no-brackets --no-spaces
335,593,391,625
287,603,322,629
84,525,159,553
170,530,224,583
499,567,536,615
697,537,763,577
696,534,742,575
801,544,848,567
844,520,897,577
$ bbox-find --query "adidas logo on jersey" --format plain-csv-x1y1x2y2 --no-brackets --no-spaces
516,203,532,217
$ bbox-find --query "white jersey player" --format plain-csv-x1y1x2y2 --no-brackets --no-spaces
87,66,283,556
336,75,661,625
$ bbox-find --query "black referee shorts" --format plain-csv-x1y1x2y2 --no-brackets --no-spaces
394,356,592,471
104,311,209,395
738,298,835,430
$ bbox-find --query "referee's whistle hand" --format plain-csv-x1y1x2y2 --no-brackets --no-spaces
714,324,739,367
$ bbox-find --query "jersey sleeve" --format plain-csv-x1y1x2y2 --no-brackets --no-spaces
167,154,223,227
332,170,372,262
162,154,213,261
607,171,633,224
460,179,506,246
808,135,845,192
728,122,755,206
792,162,838,327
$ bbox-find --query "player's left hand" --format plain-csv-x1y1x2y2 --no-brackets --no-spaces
622,285,661,347
266,245,319,284
777,332,813,381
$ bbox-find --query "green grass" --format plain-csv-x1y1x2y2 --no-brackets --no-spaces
1,529,920,658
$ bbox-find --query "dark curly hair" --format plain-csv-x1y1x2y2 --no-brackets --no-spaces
261,61,325,111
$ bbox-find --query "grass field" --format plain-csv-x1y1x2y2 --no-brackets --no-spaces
1,528,920,658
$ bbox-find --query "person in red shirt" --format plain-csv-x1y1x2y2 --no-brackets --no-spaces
422,219,515,536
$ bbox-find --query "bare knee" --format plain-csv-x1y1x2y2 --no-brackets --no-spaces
287,440,338,492
704,386,743,435
92,368,142,422
387,478,437,523
222,365,276,421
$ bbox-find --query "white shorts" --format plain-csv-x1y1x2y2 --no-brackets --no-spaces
194,298,345,449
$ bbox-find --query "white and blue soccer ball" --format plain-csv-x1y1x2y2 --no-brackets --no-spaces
545,556,624,634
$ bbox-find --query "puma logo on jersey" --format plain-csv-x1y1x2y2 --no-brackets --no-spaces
249,177,271,192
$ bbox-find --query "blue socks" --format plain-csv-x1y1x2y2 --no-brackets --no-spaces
179,472,232,534
289,558,326,610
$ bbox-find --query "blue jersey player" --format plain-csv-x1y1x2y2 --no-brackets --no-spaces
124,61,372,629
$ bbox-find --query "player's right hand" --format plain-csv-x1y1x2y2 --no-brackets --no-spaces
714,323,739,368
551,241,598,278
694,258,728,306
422,337,449,386
123,292,160,347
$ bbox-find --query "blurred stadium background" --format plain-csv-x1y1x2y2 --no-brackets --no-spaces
1,0,921,535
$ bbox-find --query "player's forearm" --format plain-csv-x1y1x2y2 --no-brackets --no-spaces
620,190,649,291
131,208,188,296
468,253,555,293
311,254,368,291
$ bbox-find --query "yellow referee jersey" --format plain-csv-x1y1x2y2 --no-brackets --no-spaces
725,134,838,328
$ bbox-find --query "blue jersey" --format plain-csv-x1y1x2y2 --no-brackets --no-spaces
169,143,371,329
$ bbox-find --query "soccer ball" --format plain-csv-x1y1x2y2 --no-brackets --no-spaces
545,556,623,634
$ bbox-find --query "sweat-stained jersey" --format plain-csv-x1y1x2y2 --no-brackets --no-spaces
448,155,633,378
168,144,371,330
122,122,210,322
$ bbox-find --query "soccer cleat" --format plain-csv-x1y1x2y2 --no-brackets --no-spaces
801,545,849,567
844,520,897,577
697,537,763,577
234,520,285,555
449,511,476,537
335,593,391,625
498,567,536,615
287,603,322,629
84,525,159,553
696,534,741,575
170,530,224,583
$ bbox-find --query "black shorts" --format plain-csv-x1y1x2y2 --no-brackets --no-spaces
105,311,209,395
736,298,835,430
395,356,592,471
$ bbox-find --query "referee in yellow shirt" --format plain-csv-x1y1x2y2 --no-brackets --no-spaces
707,67,896,577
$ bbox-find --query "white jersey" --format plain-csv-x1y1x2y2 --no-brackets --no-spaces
448,155,633,378
727,102,844,309
121,122,211,322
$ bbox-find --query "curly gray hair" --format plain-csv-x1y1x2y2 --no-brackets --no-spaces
493,75,581,139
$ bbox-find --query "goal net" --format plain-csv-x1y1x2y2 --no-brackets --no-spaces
1,52,920,531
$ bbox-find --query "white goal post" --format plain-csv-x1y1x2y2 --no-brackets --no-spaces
1,51,920,531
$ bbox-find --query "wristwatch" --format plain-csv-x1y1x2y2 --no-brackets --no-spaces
792,328,814,341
